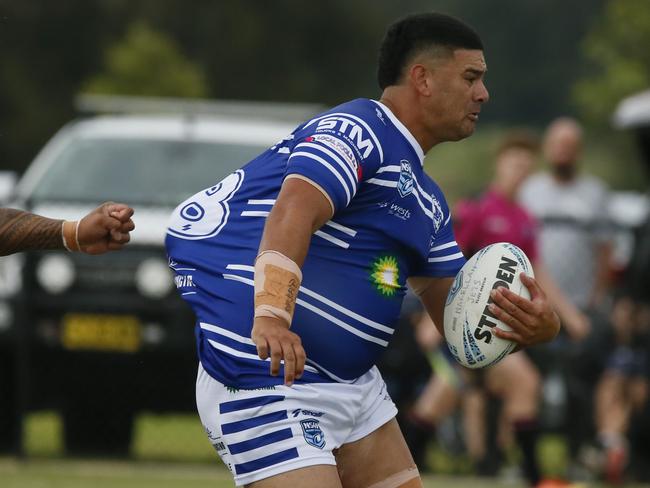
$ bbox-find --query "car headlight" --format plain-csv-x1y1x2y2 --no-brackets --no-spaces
0,254,23,298
135,258,173,299
0,301,13,331
36,254,75,294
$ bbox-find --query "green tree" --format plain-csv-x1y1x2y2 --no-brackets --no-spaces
573,0,650,126
83,22,208,98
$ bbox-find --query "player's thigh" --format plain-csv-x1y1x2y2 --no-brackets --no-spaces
246,465,342,488
414,375,459,422
485,351,540,397
335,418,421,488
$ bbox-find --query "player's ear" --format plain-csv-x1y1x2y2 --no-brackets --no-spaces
409,63,433,97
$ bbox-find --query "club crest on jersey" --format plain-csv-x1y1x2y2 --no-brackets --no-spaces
397,160,414,198
300,418,326,449
432,195,444,232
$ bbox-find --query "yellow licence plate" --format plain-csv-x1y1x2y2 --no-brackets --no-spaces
61,313,141,353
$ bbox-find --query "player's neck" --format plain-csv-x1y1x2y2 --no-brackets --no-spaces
379,89,436,152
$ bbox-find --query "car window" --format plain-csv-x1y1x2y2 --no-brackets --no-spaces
30,138,268,206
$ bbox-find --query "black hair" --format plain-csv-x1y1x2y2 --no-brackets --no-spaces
377,12,483,90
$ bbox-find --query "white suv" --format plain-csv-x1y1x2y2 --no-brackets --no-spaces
3,97,318,455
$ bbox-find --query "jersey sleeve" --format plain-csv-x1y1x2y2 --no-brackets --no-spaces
284,110,383,213
414,193,466,278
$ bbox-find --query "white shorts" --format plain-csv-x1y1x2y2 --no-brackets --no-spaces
196,363,398,486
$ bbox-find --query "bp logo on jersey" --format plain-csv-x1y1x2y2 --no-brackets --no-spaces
370,255,400,298
397,160,414,198
300,418,326,449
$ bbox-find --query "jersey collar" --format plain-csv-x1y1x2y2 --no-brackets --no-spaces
371,100,425,166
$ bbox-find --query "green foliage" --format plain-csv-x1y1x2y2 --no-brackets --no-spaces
83,23,208,98
573,0,650,126
425,126,506,205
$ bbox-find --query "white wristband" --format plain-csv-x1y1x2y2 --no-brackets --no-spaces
62,220,80,252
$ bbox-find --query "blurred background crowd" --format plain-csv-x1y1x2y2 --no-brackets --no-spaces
1,0,650,486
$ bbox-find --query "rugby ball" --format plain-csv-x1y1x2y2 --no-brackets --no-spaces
443,242,534,369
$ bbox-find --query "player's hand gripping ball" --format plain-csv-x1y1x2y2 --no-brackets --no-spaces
443,242,533,369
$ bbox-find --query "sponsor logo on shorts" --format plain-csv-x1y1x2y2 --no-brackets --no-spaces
226,385,277,394
300,418,326,449
292,408,325,418
204,426,219,441
205,427,229,455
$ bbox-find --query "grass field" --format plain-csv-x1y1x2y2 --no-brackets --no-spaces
3,458,650,488
7,412,648,488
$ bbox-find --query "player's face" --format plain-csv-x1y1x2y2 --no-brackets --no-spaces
424,49,489,142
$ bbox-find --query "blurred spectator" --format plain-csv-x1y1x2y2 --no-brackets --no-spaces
589,189,650,483
590,296,649,484
519,117,612,311
519,117,613,471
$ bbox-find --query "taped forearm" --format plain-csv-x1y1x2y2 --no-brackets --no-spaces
254,250,302,326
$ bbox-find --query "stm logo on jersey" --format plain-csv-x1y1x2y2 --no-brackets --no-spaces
397,160,414,198
300,418,326,449
316,116,375,159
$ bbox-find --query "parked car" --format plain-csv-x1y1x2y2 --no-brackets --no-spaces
1,96,319,455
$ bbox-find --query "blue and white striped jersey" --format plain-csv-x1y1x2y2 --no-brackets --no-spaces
166,98,465,388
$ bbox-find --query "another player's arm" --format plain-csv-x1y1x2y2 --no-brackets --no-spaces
0,209,65,255
590,239,613,308
0,203,134,256
533,262,590,341
253,177,333,386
